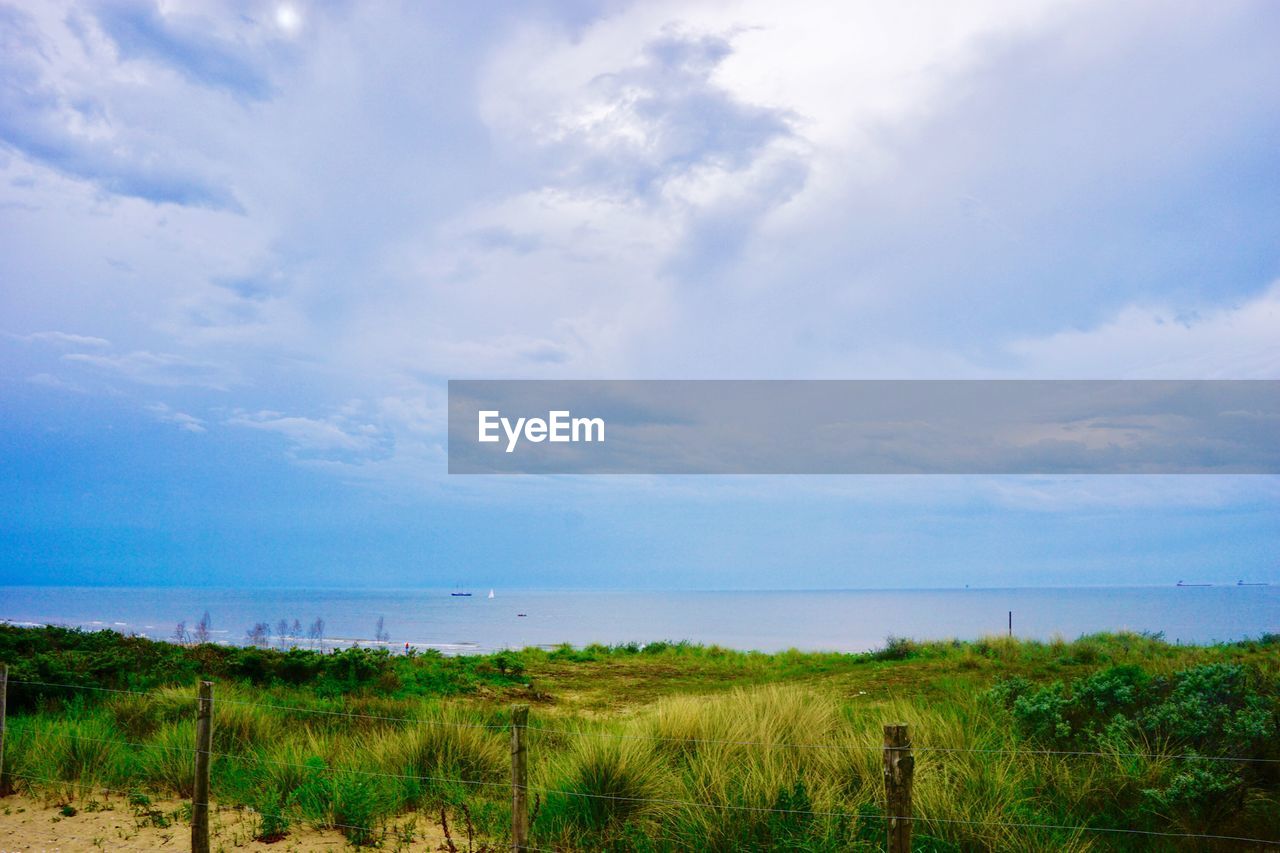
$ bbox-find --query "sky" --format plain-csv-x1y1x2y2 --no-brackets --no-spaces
1,0,1278,589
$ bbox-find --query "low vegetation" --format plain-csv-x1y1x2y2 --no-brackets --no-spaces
1,625,1277,850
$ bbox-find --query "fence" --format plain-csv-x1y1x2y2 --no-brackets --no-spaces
0,667,1278,850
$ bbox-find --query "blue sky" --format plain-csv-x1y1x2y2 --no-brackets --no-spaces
1,0,1277,589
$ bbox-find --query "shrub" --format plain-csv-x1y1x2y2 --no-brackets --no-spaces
874,636,916,661
985,676,1033,708
1073,665,1149,719
1141,664,1273,753
253,797,291,843
1142,762,1245,827
490,652,525,676
1010,682,1072,742
328,772,391,846
990,663,1277,760
988,660,1278,840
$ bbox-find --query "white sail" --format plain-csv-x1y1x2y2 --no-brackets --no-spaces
488,588,495,598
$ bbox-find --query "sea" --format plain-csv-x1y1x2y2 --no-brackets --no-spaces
2,585,1276,654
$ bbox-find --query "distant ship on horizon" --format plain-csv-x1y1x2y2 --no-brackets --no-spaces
1237,579,1270,586
1176,580,1212,587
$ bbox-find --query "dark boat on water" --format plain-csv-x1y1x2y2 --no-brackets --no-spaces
1176,580,1212,587
1237,580,1269,586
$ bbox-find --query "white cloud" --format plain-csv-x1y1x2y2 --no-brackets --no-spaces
62,349,235,389
226,409,384,456
11,330,111,347
4,0,1278,482
146,402,206,432
26,372,86,392
1006,281,1280,379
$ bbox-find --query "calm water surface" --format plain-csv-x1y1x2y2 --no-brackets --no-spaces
2,586,1276,654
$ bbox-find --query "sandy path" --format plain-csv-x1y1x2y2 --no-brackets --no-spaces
0,792,464,851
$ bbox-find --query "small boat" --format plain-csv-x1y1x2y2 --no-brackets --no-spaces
450,591,472,597
488,589,495,599
1237,580,1269,586
1176,580,1212,587
517,613,527,618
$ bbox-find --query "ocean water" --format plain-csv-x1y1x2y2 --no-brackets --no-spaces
2,585,1276,654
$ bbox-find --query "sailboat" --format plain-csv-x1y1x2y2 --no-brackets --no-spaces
488,589,495,599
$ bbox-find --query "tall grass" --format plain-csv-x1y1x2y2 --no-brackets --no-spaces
530,686,1102,850
539,735,677,843
4,629,1277,849
367,706,507,798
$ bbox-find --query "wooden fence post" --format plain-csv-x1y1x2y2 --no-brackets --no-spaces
0,663,8,797
883,722,913,853
511,704,529,852
192,680,213,853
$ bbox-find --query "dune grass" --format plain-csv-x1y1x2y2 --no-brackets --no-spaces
1,626,1277,850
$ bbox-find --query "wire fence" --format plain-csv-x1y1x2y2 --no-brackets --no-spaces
11,677,1277,764
524,720,1280,763
5,770,540,852
2,675,1279,849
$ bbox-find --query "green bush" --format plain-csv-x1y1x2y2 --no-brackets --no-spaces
989,663,1277,759
1141,664,1273,753
1142,761,1244,826
988,660,1278,839
874,636,916,661
490,652,525,676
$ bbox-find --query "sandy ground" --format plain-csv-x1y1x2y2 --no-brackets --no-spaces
0,793,465,852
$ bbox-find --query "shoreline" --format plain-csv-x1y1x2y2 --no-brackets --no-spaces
3,615,1275,659
4,584,1277,656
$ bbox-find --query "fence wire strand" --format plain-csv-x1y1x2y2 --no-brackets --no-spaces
11,768,1279,848
526,786,1280,844
5,771,558,851
11,678,1277,765
9,678,508,732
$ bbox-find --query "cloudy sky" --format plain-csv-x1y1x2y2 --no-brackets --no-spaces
2,0,1277,589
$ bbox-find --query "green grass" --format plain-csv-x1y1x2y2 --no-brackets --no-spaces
1,625,1277,850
